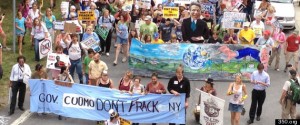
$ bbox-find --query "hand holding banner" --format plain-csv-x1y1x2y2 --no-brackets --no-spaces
96,26,110,40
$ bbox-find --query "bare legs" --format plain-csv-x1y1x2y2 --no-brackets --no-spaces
231,112,241,125
17,35,23,55
113,44,128,65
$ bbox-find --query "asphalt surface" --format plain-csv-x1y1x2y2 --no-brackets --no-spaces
0,4,300,125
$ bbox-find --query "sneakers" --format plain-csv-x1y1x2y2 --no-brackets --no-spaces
122,57,127,63
106,53,110,56
2,47,11,51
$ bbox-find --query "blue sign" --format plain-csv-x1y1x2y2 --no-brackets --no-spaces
29,79,186,124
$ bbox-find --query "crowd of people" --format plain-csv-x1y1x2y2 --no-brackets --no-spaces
0,0,300,124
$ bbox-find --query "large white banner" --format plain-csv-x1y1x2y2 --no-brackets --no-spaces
199,90,225,125
39,39,52,59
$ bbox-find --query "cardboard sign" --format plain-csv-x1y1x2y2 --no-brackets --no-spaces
46,53,70,70
81,36,101,52
95,27,109,40
163,7,179,19
65,20,83,34
64,22,77,34
78,11,96,21
221,12,246,29
61,2,69,19
39,39,52,59
120,117,132,125
53,21,64,30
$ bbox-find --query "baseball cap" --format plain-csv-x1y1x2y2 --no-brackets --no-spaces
103,70,108,75
263,30,271,36
243,22,250,27
144,15,152,21
153,32,159,39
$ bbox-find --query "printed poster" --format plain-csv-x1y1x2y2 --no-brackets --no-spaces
222,12,246,29
78,11,96,21
39,39,52,59
60,2,69,19
46,53,70,70
163,7,179,19
199,90,225,125
81,36,101,52
53,21,64,30
96,26,109,40
136,0,151,9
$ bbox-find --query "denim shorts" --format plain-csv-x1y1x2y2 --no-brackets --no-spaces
116,37,127,45
16,32,25,36
228,103,243,112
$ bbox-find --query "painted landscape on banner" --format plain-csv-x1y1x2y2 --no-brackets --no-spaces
129,39,268,80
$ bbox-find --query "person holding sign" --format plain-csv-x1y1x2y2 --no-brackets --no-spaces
82,25,100,42
181,2,209,43
98,9,115,56
238,22,255,45
167,66,190,125
250,16,265,44
31,18,49,62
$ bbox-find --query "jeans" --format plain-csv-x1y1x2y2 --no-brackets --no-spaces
69,59,83,84
34,38,44,61
10,81,26,113
85,73,89,84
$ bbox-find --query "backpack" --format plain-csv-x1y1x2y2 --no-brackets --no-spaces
287,79,300,104
68,42,85,57
101,15,113,24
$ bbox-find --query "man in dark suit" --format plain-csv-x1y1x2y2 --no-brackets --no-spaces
181,2,209,43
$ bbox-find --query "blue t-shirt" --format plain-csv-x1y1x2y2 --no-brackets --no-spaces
117,22,129,39
43,15,56,29
15,17,25,34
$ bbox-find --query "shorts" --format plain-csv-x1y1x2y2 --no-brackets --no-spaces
228,103,243,112
16,32,25,36
116,37,128,45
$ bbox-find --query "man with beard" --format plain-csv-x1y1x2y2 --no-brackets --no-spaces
181,2,209,43
88,53,108,86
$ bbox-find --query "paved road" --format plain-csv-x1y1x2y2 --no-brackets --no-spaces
1,4,300,125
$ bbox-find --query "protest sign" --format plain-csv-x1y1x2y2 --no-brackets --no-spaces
78,11,96,21
122,0,133,11
222,12,246,29
129,39,267,80
64,21,83,34
81,36,101,52
120,117,132,125
234,1,246,12
46,53,70,70
163,7,179,19
201,2,215,16
96,26,109,40
39,39,52,59
53,21,64,30
60,2,69,19
174,0,190,4
136,0,151,9
29,79,186,124
198,90,225,125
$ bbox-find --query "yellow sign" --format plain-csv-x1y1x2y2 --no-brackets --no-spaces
78,11,96,21
120,117,131,125
163,7,179,19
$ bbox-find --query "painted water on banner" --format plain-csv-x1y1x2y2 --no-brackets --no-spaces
129,39,268,80
29,79,186,124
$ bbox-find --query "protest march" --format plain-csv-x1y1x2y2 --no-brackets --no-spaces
0,0,300,124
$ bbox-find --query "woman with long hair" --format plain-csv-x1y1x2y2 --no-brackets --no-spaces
118,71,133,92
227,75,248,125
113,13,131,66
41,8,56,42
15,11,26,55
31,17,49,62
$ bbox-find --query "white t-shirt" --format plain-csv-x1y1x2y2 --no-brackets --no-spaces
68,42,82,60
283,80,291,91
31,23,48,39
250,21,265,38
28,9,40,20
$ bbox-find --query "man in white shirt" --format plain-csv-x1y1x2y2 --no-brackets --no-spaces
9,56,32,116
250,16,265,44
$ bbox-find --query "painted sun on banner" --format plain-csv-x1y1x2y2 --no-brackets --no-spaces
129,39,270,80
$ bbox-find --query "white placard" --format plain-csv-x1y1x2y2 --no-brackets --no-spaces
46,53,70,70
39,39,52,59
53,21,64,30
61,2,69,19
